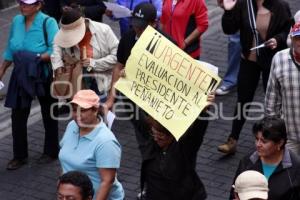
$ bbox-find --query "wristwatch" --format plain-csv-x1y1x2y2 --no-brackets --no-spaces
87,66,93,72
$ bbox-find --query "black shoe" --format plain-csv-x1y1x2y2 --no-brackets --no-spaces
36,154,57,164
6,158,27,170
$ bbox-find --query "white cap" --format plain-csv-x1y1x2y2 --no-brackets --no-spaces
233,170,268,200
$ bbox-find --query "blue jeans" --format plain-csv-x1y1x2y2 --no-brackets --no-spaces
221,33,241,89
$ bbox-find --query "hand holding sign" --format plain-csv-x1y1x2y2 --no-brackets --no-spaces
207,92,215,107
223,0,237,10
115,26,221,140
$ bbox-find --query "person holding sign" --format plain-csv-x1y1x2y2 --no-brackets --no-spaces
105,2,159,113
105,2,166,160
136,116,208,200
160,0,209,59
217,0,292,155
104,2,180,142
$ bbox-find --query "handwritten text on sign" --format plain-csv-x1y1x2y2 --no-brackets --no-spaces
115,26,221,140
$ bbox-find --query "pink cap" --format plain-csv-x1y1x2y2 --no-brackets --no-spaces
71,90,100,109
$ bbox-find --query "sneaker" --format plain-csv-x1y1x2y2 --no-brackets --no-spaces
6,158,28,170
215,86,232,96
136,190,146,200
218,137,237,154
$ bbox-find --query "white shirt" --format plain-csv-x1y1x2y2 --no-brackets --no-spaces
51,19,119,93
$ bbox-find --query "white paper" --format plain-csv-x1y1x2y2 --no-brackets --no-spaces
250,43,265,51
104,2,132,18
0,81,4,90
197,60,219,75
106,111,116,129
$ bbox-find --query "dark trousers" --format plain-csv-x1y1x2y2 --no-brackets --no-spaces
229,58,270,140
11,83,59,159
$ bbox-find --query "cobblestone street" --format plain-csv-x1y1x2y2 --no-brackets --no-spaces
0,1,299,199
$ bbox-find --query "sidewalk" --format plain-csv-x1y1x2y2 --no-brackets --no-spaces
0,2,299,200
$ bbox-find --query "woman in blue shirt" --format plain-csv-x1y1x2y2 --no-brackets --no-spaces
59,90,124,200
0,0,59,170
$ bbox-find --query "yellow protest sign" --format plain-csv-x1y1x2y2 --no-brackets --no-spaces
115,26,221,140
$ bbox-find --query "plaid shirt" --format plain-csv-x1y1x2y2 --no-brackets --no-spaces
265,48,300,141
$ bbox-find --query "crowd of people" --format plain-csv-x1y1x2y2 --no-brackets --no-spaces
0,0,300,199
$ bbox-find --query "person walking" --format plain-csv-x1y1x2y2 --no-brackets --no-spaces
0,0,59,170
265,22,300,155
217,0,292,155
230,117,300,200
59,90,124,200
215,33,241,95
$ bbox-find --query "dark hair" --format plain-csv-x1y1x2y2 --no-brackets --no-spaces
61,8,82,25
252,117,287,148
147,116,173,137
58,171,94,199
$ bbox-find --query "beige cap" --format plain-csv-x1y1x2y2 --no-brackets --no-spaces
234,170,268,200
54,8,86,48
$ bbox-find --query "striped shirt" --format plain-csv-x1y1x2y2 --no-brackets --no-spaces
265,48,300,141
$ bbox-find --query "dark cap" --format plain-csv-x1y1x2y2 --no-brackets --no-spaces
131,2,157,29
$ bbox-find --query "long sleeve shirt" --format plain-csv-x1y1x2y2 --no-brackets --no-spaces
160,0,208,58
265,48,300,142
51,19,119,93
